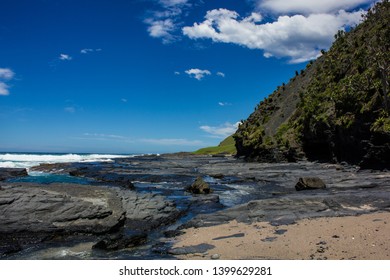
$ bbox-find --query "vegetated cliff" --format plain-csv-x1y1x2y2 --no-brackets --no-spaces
234,0,390,169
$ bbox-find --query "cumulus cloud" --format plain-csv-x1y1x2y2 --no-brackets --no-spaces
183,8,364,63
0,68,15,96
200,122,240,138
59,54,72,61
174,71,181,75
256,0,373,14
185,68,211,80
216,71,225,77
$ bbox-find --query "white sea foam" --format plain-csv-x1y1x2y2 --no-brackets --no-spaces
0,153,133,169
0,161,19,168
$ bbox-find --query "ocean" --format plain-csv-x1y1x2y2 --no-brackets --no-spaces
0,152,134,169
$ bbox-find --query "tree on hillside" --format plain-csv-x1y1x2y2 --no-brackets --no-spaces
365,0,390,112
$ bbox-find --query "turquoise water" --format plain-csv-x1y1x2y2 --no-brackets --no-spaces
7,171,94,185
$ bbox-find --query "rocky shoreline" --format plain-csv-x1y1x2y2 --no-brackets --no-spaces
0,154,389,259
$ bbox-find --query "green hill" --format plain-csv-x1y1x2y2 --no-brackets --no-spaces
234,0,390,169
193,135,236,155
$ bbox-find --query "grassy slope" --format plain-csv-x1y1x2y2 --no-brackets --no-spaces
193,135,236,155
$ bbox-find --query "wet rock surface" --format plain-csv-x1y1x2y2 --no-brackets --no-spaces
92,232,147,251
119,191,182,231
0,168,28,181
1,154,390,259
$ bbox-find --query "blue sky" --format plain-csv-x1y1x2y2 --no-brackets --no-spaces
0,0,376,154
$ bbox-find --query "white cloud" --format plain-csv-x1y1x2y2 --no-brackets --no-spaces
174,71,181,75
145,18,177,43
256,0,373,14
141,138,203,146
81,48,93,54
81,48,102,54
59,54,72,61
243,12,263,23
183,8,364,63
216,71,225,77
218,102,231,106
0,68,15,80
185,68,211,80
200,122,240,138
0,68,15,96
144,0,191,43
0,82,10,96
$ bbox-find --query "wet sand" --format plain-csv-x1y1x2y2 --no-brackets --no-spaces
173,212,390,260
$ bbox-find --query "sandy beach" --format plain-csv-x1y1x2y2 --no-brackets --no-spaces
172,212,390,260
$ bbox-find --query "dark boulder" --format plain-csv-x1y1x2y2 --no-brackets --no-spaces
186,176,212,194
0,168,28,181
295,177,326,191
120,192,182,231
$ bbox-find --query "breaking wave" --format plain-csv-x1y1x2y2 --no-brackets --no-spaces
0,153,133,169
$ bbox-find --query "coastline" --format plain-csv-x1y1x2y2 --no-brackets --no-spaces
172,211,390,260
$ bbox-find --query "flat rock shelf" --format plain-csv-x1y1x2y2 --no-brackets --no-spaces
1,154,389,259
